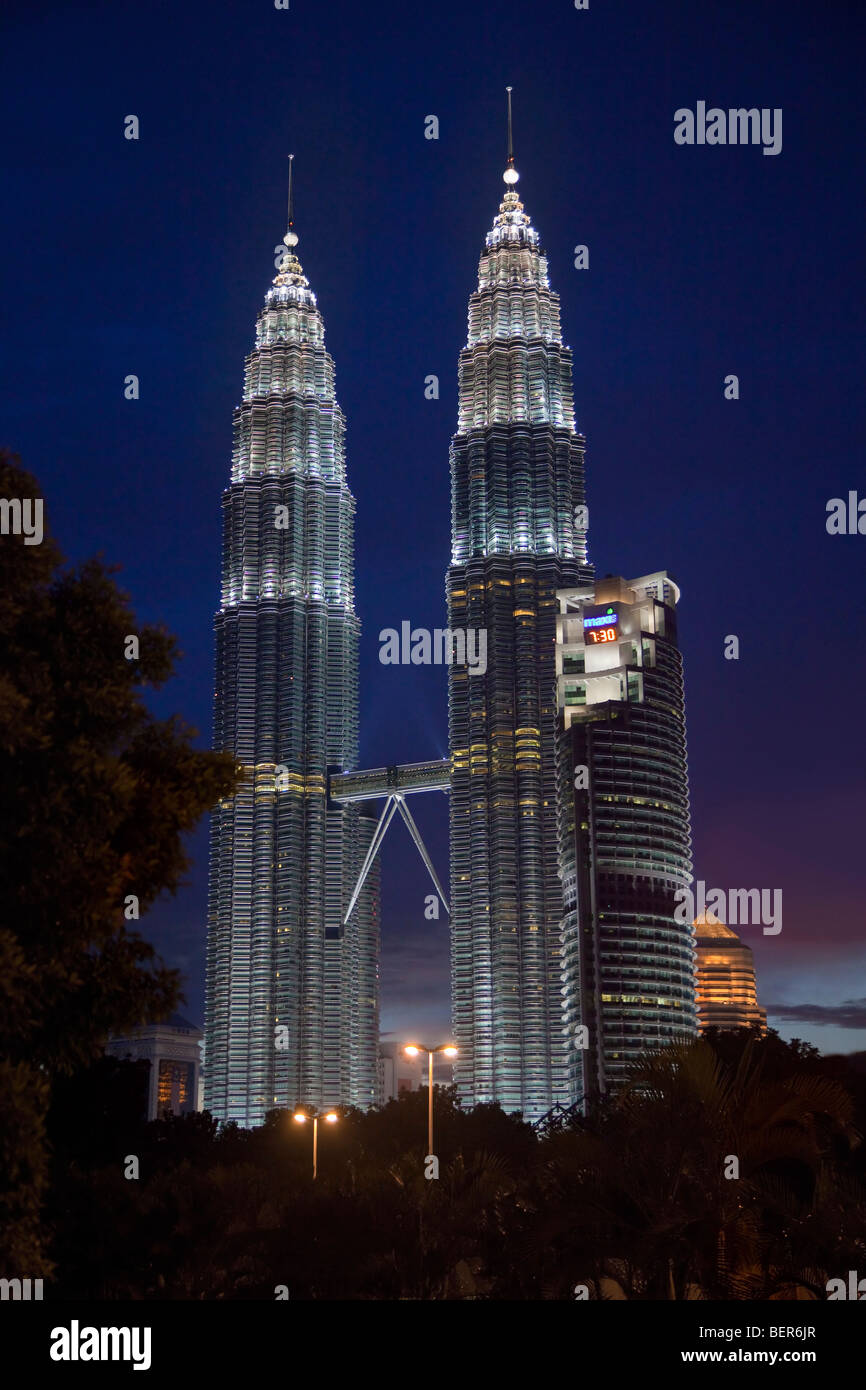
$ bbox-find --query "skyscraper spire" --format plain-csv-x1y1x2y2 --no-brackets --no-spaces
447,108,593,1123
206,164,380,1128
503,86,519,185
285,153,297,246
274,155,304,288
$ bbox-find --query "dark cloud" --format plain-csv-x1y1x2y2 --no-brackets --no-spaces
766,999,866,1030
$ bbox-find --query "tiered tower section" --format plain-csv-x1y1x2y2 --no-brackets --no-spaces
205,204,379,1127
447,163,594,1121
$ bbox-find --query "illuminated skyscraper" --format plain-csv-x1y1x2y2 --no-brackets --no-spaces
205,167,380,1127
555,573,697,1106
447,98,594,1120
695,912,766,1033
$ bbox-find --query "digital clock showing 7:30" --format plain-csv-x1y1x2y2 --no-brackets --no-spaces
583,608,619,644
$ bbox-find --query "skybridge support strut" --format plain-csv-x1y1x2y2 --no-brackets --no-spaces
342,795,399,926
394,794,451,917
342,792,450,925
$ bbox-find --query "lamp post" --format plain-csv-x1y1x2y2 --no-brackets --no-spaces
293,1106,338,1179
403,1043,458,1155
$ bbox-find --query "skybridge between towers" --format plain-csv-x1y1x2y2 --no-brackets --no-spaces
328,759,452,925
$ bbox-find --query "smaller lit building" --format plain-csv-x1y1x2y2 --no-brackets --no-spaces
377,1040,454,1105
106,1013,202,1120
378,1042,423,1104
695,913,766,1033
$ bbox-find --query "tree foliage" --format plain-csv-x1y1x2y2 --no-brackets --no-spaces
41,1034,866,1300
0,451,242,1271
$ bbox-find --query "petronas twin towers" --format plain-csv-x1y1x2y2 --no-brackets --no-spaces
205,107,695,1127
447,162,594,1117
205,172,379,1125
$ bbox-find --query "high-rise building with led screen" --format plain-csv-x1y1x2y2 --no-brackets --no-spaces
555,572,696,1106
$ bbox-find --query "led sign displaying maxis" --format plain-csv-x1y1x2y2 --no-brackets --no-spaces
583,607,619,644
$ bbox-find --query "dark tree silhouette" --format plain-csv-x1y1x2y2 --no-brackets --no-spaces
0,451,242,1273
40,1050,866,1301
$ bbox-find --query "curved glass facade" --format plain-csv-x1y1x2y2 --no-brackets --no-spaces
205,229,379,1127
447,181,594,1121
555,575,696,1105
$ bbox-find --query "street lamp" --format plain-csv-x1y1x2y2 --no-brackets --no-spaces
293,1106,338,1179
403,1043,458,1156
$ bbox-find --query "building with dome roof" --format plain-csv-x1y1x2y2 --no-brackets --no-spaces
695,911,766,1033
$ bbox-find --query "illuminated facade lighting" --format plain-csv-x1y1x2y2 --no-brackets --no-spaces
695,912,767,1033
447,99,594,1121
555,573,697,1105
205,179,380,1127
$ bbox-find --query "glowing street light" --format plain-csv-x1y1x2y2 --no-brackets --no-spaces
403,1043,458,1156
293,1106,339,1179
